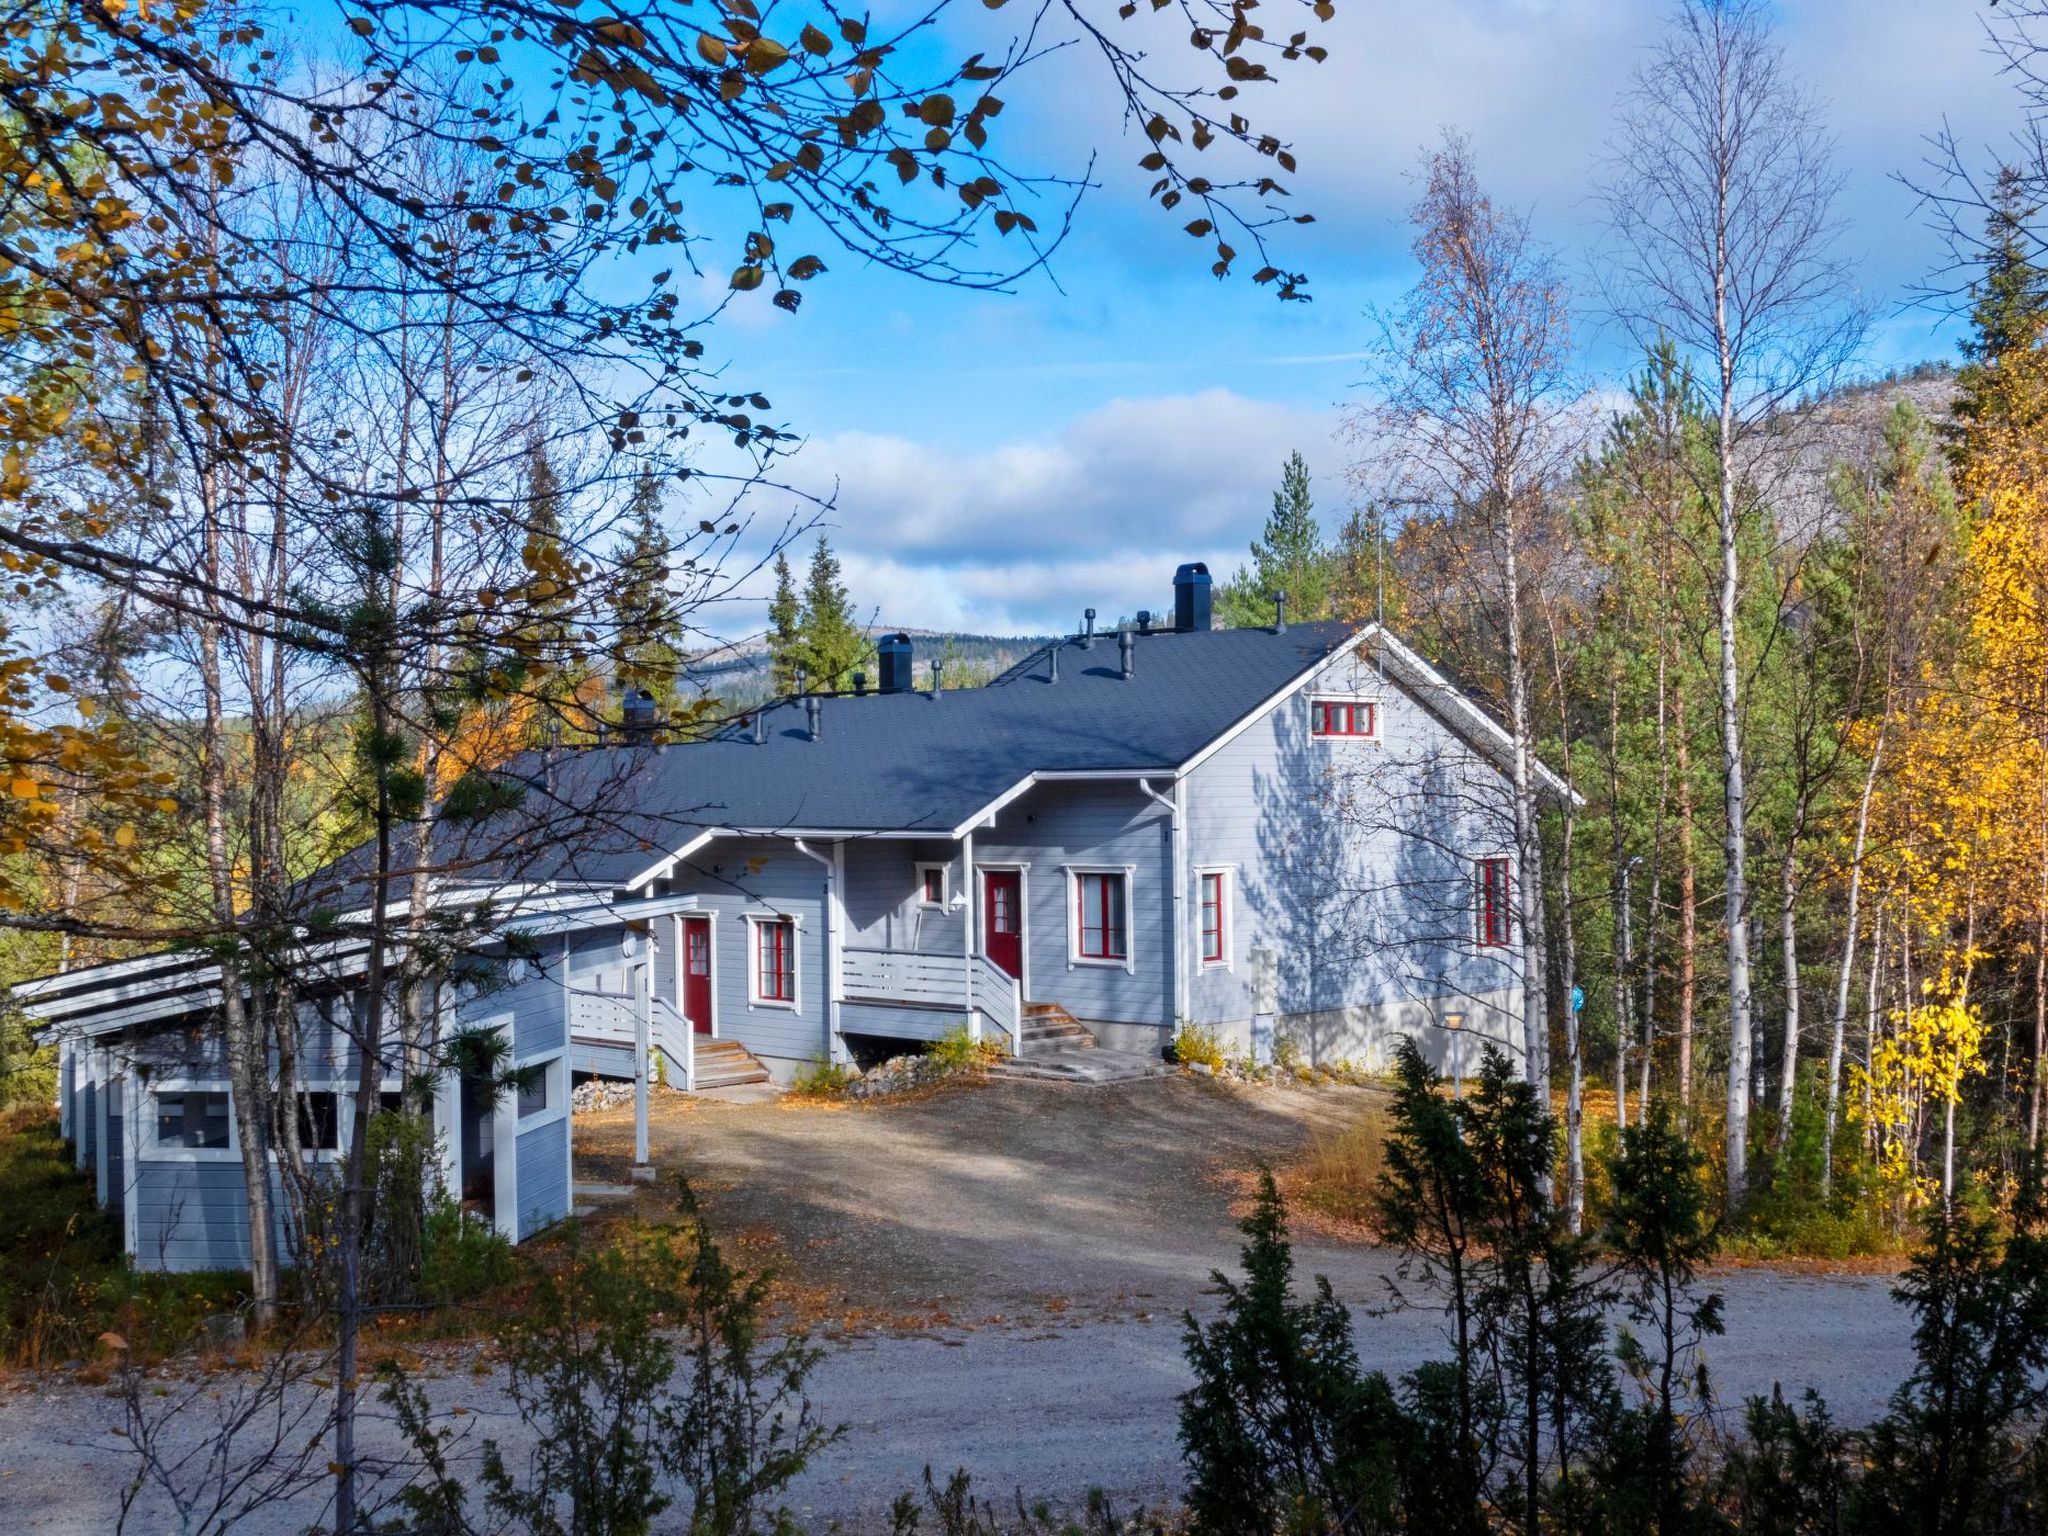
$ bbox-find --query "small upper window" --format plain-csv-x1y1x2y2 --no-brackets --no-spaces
297,1091,340,1151
518,1064,556,1119
1199,871,1229,966
156,1090,231,1150
1312,700,1378,739
1476,857,1513,948
918,863,948,907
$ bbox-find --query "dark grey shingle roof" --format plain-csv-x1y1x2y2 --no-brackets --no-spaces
359,621,1360,892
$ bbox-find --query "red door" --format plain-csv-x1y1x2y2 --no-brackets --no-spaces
983,872,1023,980
682,917,713,1034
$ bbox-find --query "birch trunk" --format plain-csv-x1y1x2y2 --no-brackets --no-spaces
1824,732,1882,1192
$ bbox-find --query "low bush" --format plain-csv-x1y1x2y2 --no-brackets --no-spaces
0,1107,245,1368
929,1023,1003,1074
418,1197,517,1307
790,1056,860,1097
1170,1025,1227,1072
1289,1107,1393,1228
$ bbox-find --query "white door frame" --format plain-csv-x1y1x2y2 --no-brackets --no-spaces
977,862,1033,1002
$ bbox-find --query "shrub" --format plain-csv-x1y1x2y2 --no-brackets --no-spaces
418,1197,516,1307
790,1056,859,1097
1170,1025,1227,1072
929,1023,1002,1074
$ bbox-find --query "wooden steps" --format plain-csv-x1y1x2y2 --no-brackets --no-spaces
691,1037,772,1090
989,1003,1174,1085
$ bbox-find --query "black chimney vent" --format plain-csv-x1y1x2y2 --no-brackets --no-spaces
622,687,658,739
930,658,944,698
1136,609,1152,635
1272,590,1288,634
852,671,867,696
805,696,822,741
878,632,914,693
1173,561,1213,632
1081,608,1097,649
1118,629,1135,679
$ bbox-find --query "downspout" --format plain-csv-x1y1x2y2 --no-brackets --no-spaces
1138,778,1185,1033
795,840,845,1064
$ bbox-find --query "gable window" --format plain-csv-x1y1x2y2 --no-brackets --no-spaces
1476,857,1513,948
1074,871,1129,963
917,863,949,908
751,916,797,1005
1199,869,1231,967
1312,699,1378,739
155,1089,230,1150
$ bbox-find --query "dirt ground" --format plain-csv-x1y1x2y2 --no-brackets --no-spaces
572,1073,1374,1328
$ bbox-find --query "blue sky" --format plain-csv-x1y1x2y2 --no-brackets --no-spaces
690,0,2020,637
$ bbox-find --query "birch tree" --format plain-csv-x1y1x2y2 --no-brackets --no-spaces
1360,132,1583,1102
1598,0,1861,1211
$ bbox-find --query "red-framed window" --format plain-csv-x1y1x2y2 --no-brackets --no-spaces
1076,872,1128,961
920,866,946,905
754,918,796,1002
1476,858,1513,947
1312,699,1377,738
1199,871,1228,964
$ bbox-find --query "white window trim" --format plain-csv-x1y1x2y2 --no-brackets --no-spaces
744,912,803,1011
1062,863,1137,976
1309,693,1383,743
516,1053,571,1135
145,1078,238,1162
1196,864,1236,973
915,861,951,909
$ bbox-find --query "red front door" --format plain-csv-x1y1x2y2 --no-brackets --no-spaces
682,916,713,1034
983,872,1023,980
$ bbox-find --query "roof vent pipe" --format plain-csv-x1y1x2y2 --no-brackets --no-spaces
794,664,807,695
1173,561,1212,632
1136,610,1152,635
1081,608,1096,649
752,710,767,745
1272,590,1288,634
806,696,821,741
930,659,945,698
852,671,867,696
878,632,914,693
1047,642,1059,683
1119,629,1135,679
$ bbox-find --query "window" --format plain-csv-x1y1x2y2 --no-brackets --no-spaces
753,917,796,1004
1312,699,1378,739
1075,872,1128,962
518,1062,556,1119
1199,871,1229,966
1477,857,1513,947
155,1090,230,1150
297,1091,340,1151
917,863,948,907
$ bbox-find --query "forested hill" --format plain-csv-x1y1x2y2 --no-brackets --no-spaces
684,628,1054,711
1755,363,1959,541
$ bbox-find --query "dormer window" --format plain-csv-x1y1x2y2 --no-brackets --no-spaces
1312,699,1378,739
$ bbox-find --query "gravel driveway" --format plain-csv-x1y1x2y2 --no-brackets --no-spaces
0,1076,1915,1532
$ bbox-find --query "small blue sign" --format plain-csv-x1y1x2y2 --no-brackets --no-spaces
1571,985,1585,1014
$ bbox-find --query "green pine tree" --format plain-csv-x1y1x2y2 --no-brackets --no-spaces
1954,165,2048,433
1217,450,1332,626
766,551,802,696
608,469,684,712
515,439,589,735
797,534,864,691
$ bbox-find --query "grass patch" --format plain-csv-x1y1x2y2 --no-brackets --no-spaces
1287,1104,1393,1232
788,1056,859,1098
0,1107,245,1370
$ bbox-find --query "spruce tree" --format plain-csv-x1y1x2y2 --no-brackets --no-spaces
766,551,802,696
516,438,588,734
608,469,684,712
797,534,864,691
1954,164,2048,433
1217,450,1332,626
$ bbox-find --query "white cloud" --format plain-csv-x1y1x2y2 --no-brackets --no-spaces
720,388,1344,633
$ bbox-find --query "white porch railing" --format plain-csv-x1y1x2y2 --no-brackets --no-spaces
567,987,696,1091
842,947,1023,1054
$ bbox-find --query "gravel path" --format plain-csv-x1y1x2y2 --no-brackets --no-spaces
0,1077,1916,1532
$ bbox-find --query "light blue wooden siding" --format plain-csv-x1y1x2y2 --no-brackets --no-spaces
515,1115,570,1240
842,839,968,954
976,781,1173,1027
839,999,963,1041
132,1162,292,1274
1185,664,1522,1030
80,1080,95,1170
671,838,829,1066
450,968,566,1061
104,1079,123,1214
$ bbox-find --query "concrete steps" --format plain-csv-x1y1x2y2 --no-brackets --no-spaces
994,1003,1171,1085
691,1038,772,1090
